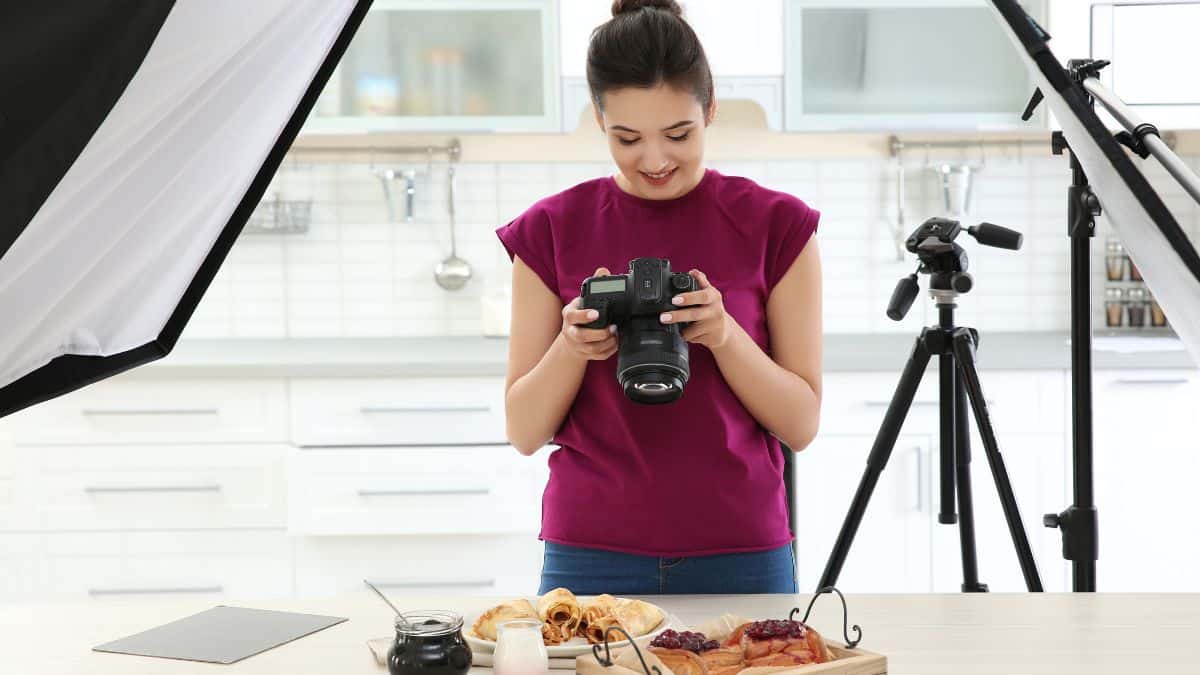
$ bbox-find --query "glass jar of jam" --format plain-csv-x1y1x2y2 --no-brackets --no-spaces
387,610,473,675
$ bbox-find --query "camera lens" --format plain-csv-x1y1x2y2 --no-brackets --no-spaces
615,316,689,405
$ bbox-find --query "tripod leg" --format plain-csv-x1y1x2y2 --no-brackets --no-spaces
819,333,932,590
952,330,1044,592
938,355,958,525
952,365,987,592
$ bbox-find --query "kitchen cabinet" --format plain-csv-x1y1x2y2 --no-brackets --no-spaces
1088,1,1200,130
794,433,934,593
783,0,1049,131
1091,369,1200,591
558,1,785,131
293,533,543,597
809,370,1068,593
559,1,784,79
288,445,546,536
305,0,560,133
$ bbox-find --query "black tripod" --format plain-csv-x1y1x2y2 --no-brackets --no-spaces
818,218,1044,593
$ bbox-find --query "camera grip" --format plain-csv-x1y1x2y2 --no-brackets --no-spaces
578,297,609,329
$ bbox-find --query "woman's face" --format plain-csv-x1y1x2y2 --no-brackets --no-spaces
595,84,713,200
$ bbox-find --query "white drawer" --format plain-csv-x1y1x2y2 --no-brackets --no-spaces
4,378,287,445
820,370,1064,438
31,530,293,600
289,378,506,447
294,534,542,597
288,446,547,536
28,444,287,531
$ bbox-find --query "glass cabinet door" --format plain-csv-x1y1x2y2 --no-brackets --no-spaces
305,0,559,133
785,0,1047,131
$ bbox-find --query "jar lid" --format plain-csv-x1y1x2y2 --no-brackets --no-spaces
395,610,464,637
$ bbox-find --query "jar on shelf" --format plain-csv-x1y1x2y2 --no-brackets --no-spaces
1105,239,1127,281
1104,287,1125,328
1126,286,1148,328
1148,290,1168,328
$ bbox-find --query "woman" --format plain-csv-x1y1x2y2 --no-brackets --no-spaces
497,0,822,595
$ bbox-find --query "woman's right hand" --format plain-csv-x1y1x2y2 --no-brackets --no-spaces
560,267,619,361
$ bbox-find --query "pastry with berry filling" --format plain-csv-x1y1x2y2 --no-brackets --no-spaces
722,619,834,666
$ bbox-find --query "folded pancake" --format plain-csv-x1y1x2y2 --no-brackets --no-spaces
578,594,620,638
470,598,539,641
537,587,582,628
610,597,665,637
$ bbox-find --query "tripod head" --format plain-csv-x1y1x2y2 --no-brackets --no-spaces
887,217,1024,320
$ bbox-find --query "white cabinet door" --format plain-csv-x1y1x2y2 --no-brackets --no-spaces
1092,369,1200,591
794,433,933,593
784,0,1049,131
306,0,560,133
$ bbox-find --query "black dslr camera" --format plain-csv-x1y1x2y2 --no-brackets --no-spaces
580,258,700,404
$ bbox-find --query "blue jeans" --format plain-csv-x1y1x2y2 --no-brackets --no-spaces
538,541,798,595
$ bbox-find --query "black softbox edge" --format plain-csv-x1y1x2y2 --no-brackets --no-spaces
0,0,375,419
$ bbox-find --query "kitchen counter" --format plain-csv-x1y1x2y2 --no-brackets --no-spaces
3,592,1198,674
136,332,1196,378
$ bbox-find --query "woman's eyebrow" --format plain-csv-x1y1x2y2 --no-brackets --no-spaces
609,120,694,134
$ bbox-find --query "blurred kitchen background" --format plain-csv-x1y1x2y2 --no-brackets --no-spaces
3,1,1199,603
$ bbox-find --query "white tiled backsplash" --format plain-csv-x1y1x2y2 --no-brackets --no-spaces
182,154,1200,339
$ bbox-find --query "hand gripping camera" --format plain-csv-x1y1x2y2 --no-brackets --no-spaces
580,258,700,404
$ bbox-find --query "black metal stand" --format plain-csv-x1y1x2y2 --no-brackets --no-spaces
818,292,1044,593
1041,130,1100,592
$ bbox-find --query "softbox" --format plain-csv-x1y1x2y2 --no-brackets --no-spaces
0,0,372,418
988,0,1200,365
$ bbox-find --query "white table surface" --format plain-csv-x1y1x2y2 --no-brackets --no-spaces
2,591,1198,674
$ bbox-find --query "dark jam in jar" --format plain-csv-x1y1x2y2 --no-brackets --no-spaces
387,611,473,675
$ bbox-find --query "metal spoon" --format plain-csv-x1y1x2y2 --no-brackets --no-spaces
434,164,472,291
363,579,402,617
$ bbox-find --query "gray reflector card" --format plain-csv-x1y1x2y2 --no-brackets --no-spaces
93,605,348,664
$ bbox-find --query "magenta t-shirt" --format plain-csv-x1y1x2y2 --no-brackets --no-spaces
496,169,819,557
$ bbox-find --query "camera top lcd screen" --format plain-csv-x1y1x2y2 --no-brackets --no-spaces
590,279,626,293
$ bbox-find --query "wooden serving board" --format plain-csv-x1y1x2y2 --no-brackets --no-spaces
576,642,886,675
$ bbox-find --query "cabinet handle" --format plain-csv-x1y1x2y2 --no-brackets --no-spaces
913,446,925,513
81,408,219,416
357,488,490,497
84,485,222,494
1113,378,1189,386
360,406,490,414
88,586,223,595
366,579,496,589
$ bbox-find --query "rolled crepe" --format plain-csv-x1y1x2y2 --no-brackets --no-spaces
470,598,538,641
537,587,582,628
541,619,574,645
585,615,624,644
578,594,619,637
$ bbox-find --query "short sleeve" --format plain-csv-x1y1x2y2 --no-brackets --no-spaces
766,198,820,291
495,203,558,296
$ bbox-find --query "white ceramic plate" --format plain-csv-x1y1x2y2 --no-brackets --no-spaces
463,597,672,658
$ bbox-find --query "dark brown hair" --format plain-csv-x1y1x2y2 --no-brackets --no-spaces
587,0,715,115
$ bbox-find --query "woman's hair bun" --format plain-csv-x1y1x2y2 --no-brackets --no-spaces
611,0,684,19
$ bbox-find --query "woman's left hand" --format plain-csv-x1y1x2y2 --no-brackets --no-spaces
659,269,734,350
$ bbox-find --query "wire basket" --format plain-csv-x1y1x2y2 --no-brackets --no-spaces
243,196,311,234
